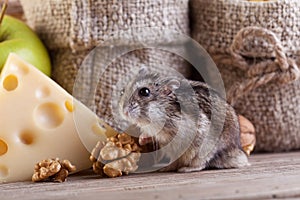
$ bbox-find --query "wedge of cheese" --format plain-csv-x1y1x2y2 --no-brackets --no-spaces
0,53,116,183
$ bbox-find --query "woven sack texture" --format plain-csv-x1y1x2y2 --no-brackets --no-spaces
20,0,192,131
190,0,300,152
20,0,72,50
51,47,191,131
191,0,300,58
20,0,190,51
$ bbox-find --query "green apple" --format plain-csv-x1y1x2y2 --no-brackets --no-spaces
0,15,51,76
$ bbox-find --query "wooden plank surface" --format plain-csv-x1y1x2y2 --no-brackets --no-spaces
1,152,300,200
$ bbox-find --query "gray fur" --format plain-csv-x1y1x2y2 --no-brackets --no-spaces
118,70,249,172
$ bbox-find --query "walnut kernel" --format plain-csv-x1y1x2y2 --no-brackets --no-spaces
90,133,142,178
32,158,76,182
100,141,131,160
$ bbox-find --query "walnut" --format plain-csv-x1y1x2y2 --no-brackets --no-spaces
32,158,76,182
238,115,256,156
90,141,106,177
100,141,131,160
103,153,141,178
90,133,142,178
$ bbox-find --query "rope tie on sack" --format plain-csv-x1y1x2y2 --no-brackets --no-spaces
224,27,300,105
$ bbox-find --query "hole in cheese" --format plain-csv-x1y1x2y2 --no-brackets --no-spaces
35,86,51,99
11,63,29,75
3,75,18,91
92,123,106,136
0,139,8,156
65,100,74,112
34,103,65,129
19,131,35,145
0,165,9,178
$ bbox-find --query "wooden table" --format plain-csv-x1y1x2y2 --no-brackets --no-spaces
1,152,300,200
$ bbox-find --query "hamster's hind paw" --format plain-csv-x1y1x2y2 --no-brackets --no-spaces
177,166,205,173
223,149,250,168
209,148,250,169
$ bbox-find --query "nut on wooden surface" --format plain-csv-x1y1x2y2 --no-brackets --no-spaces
238,115,256,156
90,133,142,178
32,158,76,183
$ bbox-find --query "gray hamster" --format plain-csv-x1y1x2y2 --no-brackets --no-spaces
118,68,249,172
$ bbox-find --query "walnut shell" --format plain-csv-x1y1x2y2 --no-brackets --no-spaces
238,115,256,156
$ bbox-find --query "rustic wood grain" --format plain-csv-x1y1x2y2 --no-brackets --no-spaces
1,152,300,200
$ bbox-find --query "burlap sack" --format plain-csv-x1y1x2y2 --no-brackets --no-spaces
51,47,190,130
20,0,190,51
21,0,192,131
191,0,300,152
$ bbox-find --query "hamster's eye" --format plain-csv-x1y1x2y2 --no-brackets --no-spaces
138,87,151,97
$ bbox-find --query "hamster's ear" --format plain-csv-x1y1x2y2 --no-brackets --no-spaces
165,79,180,91
138,66,149,75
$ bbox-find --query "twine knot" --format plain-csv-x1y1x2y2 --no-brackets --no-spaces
225,27,300,105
